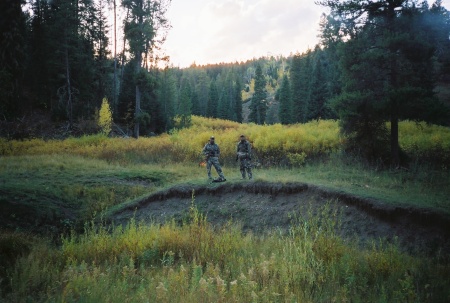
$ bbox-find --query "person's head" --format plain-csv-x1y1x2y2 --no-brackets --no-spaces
209,136,215,144
240,134,246,142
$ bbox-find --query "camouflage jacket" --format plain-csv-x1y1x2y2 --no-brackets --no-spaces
202,142,220,158
237,140,251,156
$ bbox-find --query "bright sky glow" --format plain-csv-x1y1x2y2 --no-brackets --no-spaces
161,0,450,68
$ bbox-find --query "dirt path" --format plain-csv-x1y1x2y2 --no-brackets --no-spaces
112,181,450,256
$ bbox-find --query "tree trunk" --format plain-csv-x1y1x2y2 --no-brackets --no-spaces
65,46,73,129
134,58,141,138
390,107,399,167
113,0,117,115
387,5,400,167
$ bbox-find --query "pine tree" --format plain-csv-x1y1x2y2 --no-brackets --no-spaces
234,76,243,123
177,82,192,128
249,64,267,124
290,53,310,123
308,52,329,120
0,0,27,118
195,70,210,116
207,80,219,118
278,74,292,124
318,0,449,165
156,67,177,131
122,0,170,138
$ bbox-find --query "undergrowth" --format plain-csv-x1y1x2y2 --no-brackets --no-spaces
1,117,448,167
1,201,449,302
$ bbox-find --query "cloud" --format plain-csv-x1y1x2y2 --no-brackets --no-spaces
164,0,329,67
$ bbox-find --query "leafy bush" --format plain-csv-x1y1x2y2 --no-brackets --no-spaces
98,98,113,135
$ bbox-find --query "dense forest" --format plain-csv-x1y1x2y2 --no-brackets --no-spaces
1,0,450,165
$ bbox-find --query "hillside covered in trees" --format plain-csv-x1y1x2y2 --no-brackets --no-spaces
1,0,450,165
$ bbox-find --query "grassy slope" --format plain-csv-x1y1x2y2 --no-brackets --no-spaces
0,155,196,233
1,152,449,236
1,151,450,303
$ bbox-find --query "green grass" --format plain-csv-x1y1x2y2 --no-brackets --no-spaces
250,156,450,214
1,151,449,237
0,154,201,234
1,134,449,302
1,203,449,302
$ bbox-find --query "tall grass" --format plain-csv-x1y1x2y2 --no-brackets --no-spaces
2,117,448,166
2,202,449,302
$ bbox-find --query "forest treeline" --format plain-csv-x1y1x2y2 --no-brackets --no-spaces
1,0,450,165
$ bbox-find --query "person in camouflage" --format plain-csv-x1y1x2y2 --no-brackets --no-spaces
202,136,226,182
236,134,252,179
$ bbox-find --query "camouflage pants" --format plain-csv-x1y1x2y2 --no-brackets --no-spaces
239,158,252,179
207,157,225,179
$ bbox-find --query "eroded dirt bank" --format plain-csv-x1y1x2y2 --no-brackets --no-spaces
112,181,450,256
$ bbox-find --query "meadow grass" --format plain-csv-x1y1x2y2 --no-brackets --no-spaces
250,155,450,214
2,203,449,303
1,117,449,302
2,117,448,167
0,154,204,235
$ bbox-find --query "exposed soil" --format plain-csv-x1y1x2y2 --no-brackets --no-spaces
112,181,450,257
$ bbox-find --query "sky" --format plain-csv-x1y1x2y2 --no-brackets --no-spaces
162,0,450,68
163,0,328,68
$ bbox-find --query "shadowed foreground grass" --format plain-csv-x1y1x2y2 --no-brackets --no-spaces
2,203,449,303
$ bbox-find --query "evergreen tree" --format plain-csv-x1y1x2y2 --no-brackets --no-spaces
0,0,27,118
319,0,449,165
118,61,137,131
122,0,170,138
195,70,210,116
207,80,219,117
278,74,292,124
177,82,192,128
234,76,243,123
249,64,267,124
290,53,310,123
308,52,330,120
217,86,229,120
156,67,177,131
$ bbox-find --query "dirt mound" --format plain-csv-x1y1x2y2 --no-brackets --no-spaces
111,181,450,257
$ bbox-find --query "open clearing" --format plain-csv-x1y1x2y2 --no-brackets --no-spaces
112,181,450,257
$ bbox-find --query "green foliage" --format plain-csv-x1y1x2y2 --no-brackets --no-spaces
287,152,307,167
134,111,151,127
319,0,450,165
249,64,268,124
0,0,26,118
278,74,292,124
207,80,219,118
290,52,311,123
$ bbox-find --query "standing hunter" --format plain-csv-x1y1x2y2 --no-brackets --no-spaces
236,134,253,180
202,136,226,182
